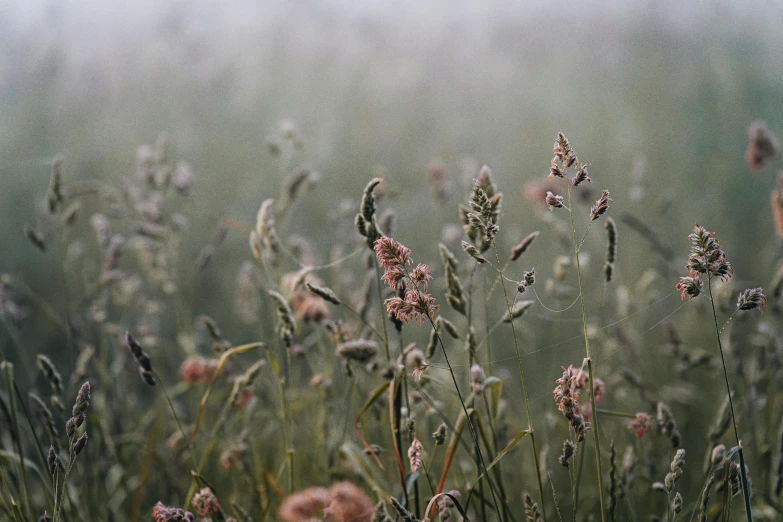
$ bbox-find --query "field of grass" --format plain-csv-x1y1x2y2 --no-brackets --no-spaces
1,2,783,521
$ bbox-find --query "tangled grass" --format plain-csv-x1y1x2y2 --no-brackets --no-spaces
1,124,783,522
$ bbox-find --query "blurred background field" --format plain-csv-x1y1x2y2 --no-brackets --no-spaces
3,0,782,401
1,1,783,520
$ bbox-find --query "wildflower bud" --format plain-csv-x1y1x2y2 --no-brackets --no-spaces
407,438,423,472
510,231,539,261
676,276,703,300
461,241,487,263
306,283,341,305
125,332,156,384
153,502,195,522
745,120,780,172
652,482,666,492
546,191,564,210
711,444,726,466
470,364,485,395
437,317,459,339
524,494,543,521
571,163,591,186
192,487,222,517
657,402,681,448
433,423,447,445
72,432,88,455
65,417,76,439
140,368,157,386
503,300,534,323
627,413,653,438
36,355,63,396
72,381,90,417
664,449,686,493
549,157,565,180
559,439,575,467
673,492,683,514
737,287,766,312
336,339,378,363
604,217,617,283
268,291,296,347
589,190,612,221
48,446,57,476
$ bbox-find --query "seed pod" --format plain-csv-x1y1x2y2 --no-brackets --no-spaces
336,339,378,363
461,241,487,264
24,225,47,252
510,231,540,261
437,317,459,339
559,440,575,467
268,291,296,347
72,382,91,418
306,283,341,305
36,355,63,396
432,423,447,445
47,446,57,476
503,300,534,323
72,432,88,455
604,217,617,283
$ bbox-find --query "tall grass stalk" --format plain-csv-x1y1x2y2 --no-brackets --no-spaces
417,284,502,518
566,185,605,521
706,275,752,522
492,244,547,521
1,363,32,522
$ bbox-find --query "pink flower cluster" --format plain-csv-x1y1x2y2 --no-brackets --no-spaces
374,237,439,324
627,412,653,438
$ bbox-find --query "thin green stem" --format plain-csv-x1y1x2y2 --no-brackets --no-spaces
706,275,752,522
1,364,32,522
153,370,198,470
492,244,547,522
373,257,392,361
426,315,502,519
595,409,637,419
566,185,605,522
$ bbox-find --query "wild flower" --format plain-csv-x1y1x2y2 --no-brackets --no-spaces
410,263,432,290
572,163,591,186
589,189,612,221
553,365,587,441
178,357,219,383
510,231,540,261
676,275,703,300
737,287,766,312
192,487,222,517
470,364,485,394
546,191,565,210
373,236,411,269
335,339,378,362
685,225,733,281
152,502,195,522
375,238,439,323
323,482,375,522
559,439,575,467
124,332,156,386
408,438,423,472
745,120,779,172
433,423,447,445
627,413,653,438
